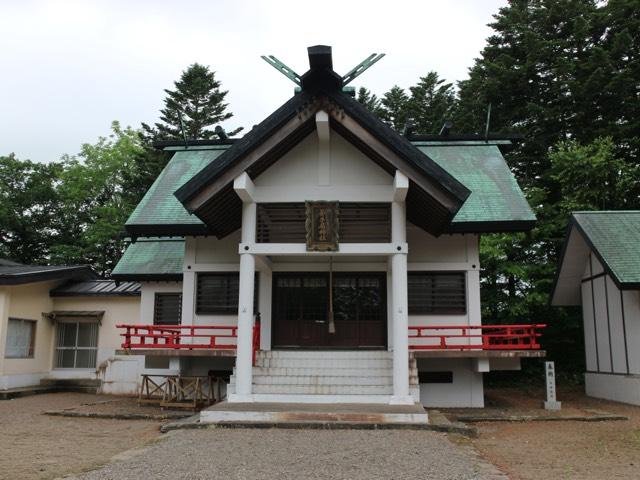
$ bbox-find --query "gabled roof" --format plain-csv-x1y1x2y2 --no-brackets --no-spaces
124,139,534,237
173,46,470,238
552,211,640,306
125,148,227,236
50,280,141,297
416,142,535,232
112,238,184,281
0,263,95,286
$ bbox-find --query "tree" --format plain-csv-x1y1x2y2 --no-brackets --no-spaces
450,0,640,378
406,72,457,134
356,87,384,116
151,63,241,141
378,86,411,131
0,154,61,264
51,122,144,275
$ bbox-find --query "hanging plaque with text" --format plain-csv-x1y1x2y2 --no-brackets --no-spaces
305,201,339,251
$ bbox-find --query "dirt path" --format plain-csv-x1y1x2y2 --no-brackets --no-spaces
470,386,640,480
0,393,161,480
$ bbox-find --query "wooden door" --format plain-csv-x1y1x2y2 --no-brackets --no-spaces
272,272,386,349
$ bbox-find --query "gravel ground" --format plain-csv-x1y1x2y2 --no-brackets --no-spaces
471,386,640,480
0,393,161,480
72,428,506,480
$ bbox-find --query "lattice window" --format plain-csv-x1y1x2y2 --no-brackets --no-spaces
154,293,182,325
408,272,467,315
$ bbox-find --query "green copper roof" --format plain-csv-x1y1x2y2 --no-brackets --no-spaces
125,141,534,234
126,148,228,230
573,211,640,286
415,143,535,227
112,238,184,279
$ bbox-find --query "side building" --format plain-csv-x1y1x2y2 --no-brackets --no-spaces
0,259,141,395
552,211,640,405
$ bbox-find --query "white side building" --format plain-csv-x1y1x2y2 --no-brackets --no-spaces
552,211,640,405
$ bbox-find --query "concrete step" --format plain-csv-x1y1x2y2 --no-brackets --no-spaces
239,384,396,395
226,386,420,402
236,375,408,386
231,375,419,387
248,367,418,377
257,350,394,359
200,401,429,424
255,358,394,369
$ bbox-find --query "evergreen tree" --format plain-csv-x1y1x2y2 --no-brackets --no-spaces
406,72,457,135
378,86,410,131
356,87,384,117
153,63,241,140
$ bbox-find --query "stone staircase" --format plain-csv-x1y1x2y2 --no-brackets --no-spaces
229,350,419,404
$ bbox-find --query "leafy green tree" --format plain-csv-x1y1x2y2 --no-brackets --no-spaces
51,122,144,275
0,155,61,264
150,63,241,141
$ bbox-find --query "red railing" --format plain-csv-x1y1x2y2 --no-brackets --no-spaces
117,324,238,350
117,322,262,365
408,324,546,351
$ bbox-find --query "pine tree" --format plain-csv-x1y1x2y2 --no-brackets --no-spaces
356,87,383,116
154,63,241,140
378,86,410,131
406,72,456,135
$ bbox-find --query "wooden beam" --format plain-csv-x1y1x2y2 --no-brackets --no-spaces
239,242,407,256
233,172,256,203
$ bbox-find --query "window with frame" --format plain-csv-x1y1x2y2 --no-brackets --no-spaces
196,273,259,315
154,293,182,325
55,321,99,369
408,272,466,315
5,318,36,358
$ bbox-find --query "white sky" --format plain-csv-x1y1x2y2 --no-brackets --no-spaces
0,0,507,163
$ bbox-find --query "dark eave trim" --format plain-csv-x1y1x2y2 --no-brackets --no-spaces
50,291,141,298
446,219,536,234
153,139,237,149
124,224,214,238
111,273,183,282
0,267,96,286
407,133,524,142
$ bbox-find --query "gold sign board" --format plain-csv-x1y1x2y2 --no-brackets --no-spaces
305,201,339,251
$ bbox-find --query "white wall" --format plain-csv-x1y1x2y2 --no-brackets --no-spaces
408,230,481,349
418,358,484,408
581,252,640,376
0,281,60,389
585,372,640,406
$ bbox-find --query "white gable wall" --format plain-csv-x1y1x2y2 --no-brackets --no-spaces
579,250,640,405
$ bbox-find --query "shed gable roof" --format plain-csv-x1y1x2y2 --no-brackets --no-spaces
552,211,640,305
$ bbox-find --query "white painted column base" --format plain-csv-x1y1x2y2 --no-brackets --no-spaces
389,395,415,405
228,393,254,403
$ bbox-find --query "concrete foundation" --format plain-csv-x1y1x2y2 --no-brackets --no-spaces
585,372,640,406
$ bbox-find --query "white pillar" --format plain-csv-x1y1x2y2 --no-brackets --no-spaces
390,198,413,405
231,199,256,402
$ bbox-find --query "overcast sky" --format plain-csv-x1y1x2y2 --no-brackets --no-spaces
0,0,507,163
